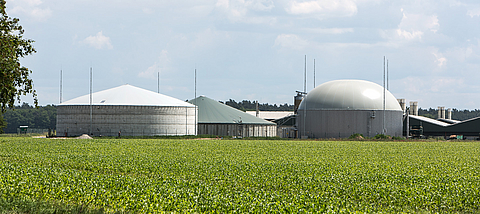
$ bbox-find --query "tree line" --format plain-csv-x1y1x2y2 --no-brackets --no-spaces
417,108,480,121
1,103,56,133
222,99,294,111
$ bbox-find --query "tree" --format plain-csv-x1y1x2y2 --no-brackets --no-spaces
0,0,37,114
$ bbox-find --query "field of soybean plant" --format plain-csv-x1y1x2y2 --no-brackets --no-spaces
0,137,479,213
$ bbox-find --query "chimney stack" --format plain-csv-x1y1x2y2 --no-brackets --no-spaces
409,101,418,116
437,106,445,119
397,99,406,114
447,108,452,120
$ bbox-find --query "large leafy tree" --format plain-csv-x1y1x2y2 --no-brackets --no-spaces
0,0,37,112
0,0,37,132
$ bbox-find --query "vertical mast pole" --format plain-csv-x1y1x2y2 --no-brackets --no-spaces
60,69,62,103
303,55,307,138
387,60,389,90
304,55,306,93
313,59,315,88
194,68,197,136
90,67,93,136
383,56,385,134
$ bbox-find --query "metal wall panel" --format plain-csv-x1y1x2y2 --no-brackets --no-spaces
56,105,197,136
297,110,403,138
197,123,277,137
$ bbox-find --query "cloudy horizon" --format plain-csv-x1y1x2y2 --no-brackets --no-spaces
7,0,480,110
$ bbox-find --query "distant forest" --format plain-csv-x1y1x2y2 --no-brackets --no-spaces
222,99,294,111
2,102,480,133
417,108,480,121
1,103,56,133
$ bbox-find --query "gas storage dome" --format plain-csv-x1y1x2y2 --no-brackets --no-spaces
298,80,402,111
56,84,197,137
297,80,403,138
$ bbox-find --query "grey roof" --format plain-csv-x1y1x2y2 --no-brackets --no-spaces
245,111,294,120
60,84,194,107
188,96,275,125
409,115,450,127
299,79,402,111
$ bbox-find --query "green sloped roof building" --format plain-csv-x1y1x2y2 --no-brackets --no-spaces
188,96,277,137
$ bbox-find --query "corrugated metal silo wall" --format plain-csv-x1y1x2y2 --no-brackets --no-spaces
56,105,197,136
297,110,403,138
197,123,277,137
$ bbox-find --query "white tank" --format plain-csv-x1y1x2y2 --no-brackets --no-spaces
56,84,197,137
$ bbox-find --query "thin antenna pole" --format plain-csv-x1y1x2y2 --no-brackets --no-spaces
387,59,389,91
303,55,307,138
157,71,160,93
304,55,307,93
313,59,316,88
90,67,93,136
194,68,197,136
383,56,386,134
60,69,62,103
185,106,188,135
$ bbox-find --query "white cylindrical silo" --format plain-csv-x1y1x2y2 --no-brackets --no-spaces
56,84,196,137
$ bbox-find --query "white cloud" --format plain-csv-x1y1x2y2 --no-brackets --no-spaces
382,10,440,43
432,51,447,68
398,11,439,37
286,0,357,18
303,27,354,34
395,29,423,40
274,34,310,50
139,50,170,79
8,0,52,21
83,31,113,50
215,0,276,24
467,8,480,18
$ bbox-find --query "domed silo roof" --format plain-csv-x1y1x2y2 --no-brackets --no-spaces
298,80,402,111
59,84,194,107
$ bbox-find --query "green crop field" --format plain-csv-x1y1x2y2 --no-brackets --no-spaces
0,138,479,213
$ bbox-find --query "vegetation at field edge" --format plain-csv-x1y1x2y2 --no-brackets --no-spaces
0,138,479,213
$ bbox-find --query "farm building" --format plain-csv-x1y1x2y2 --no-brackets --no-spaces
56,84,197,136
404,106,480,139
188,96,277,137
297,79,404,138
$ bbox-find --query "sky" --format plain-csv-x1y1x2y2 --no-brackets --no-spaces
6,0,480,110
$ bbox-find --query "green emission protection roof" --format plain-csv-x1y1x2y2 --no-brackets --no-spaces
188,96,275,125
299,79,402,111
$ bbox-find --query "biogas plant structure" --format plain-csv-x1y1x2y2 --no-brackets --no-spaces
56,84,197,137
296,80,404,139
